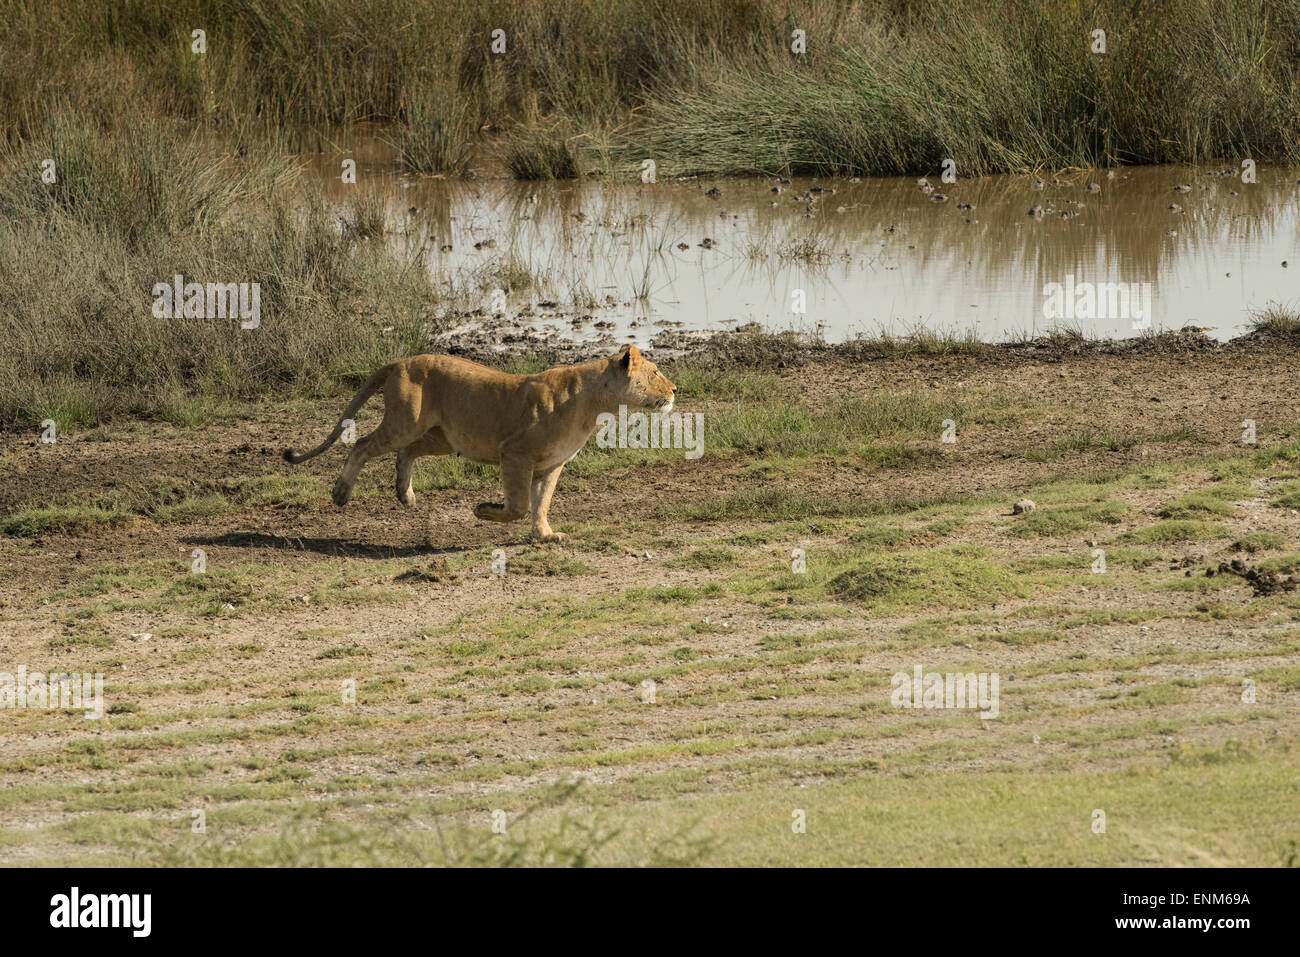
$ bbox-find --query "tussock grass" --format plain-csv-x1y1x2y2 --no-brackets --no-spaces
0,110,438,426
1,484,229,535
503,122,582,180
827,547,1025,611
1,475,330,535
392,85,475,175
1158,492,1237,519
1023,429,1140,462
628,0,1300,175
1121,520,1232,544
1270,483,1300,508
1247,303,1300,337
1233,531,1287,553
506,551,594,577
857,443,937,469
5,1,1300,178
1009,502,1129,538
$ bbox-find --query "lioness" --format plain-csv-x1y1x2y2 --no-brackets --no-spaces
283,345,676,542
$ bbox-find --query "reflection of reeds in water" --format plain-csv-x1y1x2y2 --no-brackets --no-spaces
342,190,388,240
503,121,582,180
386,166,1300,336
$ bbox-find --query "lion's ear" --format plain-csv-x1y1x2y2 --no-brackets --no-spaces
617,344,642,371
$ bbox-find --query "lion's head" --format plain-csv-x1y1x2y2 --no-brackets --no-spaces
611,345,675,412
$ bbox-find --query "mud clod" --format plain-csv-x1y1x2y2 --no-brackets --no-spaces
1208,560,1297,596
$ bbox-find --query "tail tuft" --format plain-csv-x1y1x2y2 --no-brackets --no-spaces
282,448,297,463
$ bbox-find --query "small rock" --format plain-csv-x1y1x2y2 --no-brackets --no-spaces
1012,499,1036,514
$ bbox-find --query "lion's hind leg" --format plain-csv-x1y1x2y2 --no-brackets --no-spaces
395,428,454,507
333,416,427,507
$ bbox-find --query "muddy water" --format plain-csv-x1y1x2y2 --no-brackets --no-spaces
307,142,1300,345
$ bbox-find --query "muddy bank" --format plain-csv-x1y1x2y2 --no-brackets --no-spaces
430,313,1296,369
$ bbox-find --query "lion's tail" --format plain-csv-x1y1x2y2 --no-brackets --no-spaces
282,364,391,465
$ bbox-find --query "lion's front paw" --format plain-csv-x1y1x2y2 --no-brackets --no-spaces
535,530,568,544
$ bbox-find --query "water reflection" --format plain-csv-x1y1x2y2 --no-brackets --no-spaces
303,139,1300,344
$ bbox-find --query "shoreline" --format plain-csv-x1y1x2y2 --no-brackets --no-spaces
429,316,1296,370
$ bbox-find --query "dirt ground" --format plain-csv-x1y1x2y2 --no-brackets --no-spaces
4,344,1296,578
1,341,1298,865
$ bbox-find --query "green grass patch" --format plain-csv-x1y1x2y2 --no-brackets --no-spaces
1009,502,1128,538
1121,520,1231,544
1232,532,1287,553
827,547,1025,611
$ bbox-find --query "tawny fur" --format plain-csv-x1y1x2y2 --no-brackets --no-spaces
283,345,676,542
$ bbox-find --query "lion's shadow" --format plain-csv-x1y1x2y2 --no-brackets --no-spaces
183,530,474,560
